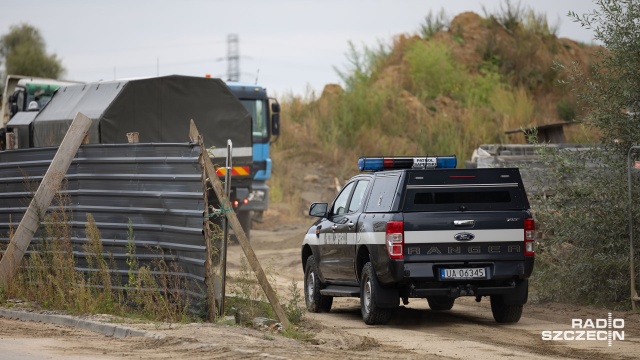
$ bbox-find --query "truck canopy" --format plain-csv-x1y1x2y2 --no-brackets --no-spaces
32,75,252,159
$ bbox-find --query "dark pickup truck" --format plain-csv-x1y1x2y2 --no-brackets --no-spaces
301,156,535,325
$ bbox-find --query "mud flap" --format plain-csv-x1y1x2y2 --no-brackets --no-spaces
503,279,528,305
376,284,400,309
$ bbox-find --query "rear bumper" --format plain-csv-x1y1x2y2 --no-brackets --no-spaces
408,278,529,305
410,283,517,297
380,259,533,301
402,259,531,280
240,181,269,211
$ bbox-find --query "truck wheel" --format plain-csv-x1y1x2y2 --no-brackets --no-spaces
427,296,455,311
360,262,392,325
304,256,333,313
236,210,252,241
490,295,523,323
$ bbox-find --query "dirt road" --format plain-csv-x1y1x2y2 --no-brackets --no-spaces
1,224,639,359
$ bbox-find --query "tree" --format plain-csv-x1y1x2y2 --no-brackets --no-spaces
532,0,640,309
0,23,65,79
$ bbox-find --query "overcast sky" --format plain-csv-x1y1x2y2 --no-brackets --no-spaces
1,0,598,97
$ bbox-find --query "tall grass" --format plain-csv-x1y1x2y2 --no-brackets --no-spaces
489,85,535,130
417,9,450,39
227,257,306,326
0,190,194,322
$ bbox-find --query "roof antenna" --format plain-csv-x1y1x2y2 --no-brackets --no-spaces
254,49,263,84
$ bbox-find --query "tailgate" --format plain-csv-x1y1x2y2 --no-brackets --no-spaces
402,211,527,262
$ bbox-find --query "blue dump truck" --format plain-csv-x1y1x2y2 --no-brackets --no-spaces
224,82,280,237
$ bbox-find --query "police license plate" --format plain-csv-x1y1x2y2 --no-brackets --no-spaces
440,268,486,279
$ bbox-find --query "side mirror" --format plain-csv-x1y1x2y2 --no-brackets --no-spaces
271,113,280,137
271,102,280,113
309,202,328,218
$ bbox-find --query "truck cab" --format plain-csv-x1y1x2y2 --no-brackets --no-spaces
1,76,83,150
224,82,280,231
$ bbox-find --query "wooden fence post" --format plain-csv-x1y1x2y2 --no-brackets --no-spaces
189,120,290,328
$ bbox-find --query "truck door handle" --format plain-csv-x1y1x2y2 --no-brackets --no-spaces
454,220,475,226
331,225,338,231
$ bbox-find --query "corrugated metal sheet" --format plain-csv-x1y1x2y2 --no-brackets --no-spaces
0,143,213,308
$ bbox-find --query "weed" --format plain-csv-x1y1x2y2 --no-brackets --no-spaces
285,279,305,325
227,257,272,324
125,219,138,293
482,0,525,33
84,214,117,313
556,98,577,121
281,326,314,342
418,9,449,39
489,85,535,130
523,8,559,39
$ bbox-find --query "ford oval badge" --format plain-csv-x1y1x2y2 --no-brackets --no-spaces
454,232,475,241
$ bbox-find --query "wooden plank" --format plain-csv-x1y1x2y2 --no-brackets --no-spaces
189,120,291,328
0,112,92,287
196,132,218,321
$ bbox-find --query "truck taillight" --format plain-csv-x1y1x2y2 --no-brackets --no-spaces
386,221,404,260
524,218,535,257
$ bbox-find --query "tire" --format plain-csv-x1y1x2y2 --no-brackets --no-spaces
427,296,455,311
236,210,252,241
304,256,333,313
360,262,393,325
490,295,523,323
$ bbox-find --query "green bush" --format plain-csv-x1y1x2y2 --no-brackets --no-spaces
405,41,467,101
556,98,577,121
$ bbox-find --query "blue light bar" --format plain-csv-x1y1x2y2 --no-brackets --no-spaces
437,156,457,169
358,157,384,172
358,156,457,172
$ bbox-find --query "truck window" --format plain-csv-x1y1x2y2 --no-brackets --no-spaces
403,168,528,212
404,186,525,211
347,180,370,213
239,99,268,139
16,91,25,112
331,182,355,216
364,173,400,213
413,190,512,204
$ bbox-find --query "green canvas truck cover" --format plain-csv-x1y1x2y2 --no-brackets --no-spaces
32,75,252,160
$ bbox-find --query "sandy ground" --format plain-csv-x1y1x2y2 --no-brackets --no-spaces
1,224,639,359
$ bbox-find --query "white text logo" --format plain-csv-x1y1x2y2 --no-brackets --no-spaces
541,313,624,347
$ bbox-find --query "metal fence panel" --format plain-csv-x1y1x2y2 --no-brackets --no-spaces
0,143,210,307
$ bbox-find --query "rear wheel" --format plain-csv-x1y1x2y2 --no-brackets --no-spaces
360,262,392,325
304,256,333,313
427,296,455,311
490,295,523,323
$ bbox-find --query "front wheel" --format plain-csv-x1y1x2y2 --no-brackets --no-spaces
490,295,523,323
360,262,392,325
304,256,333,313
